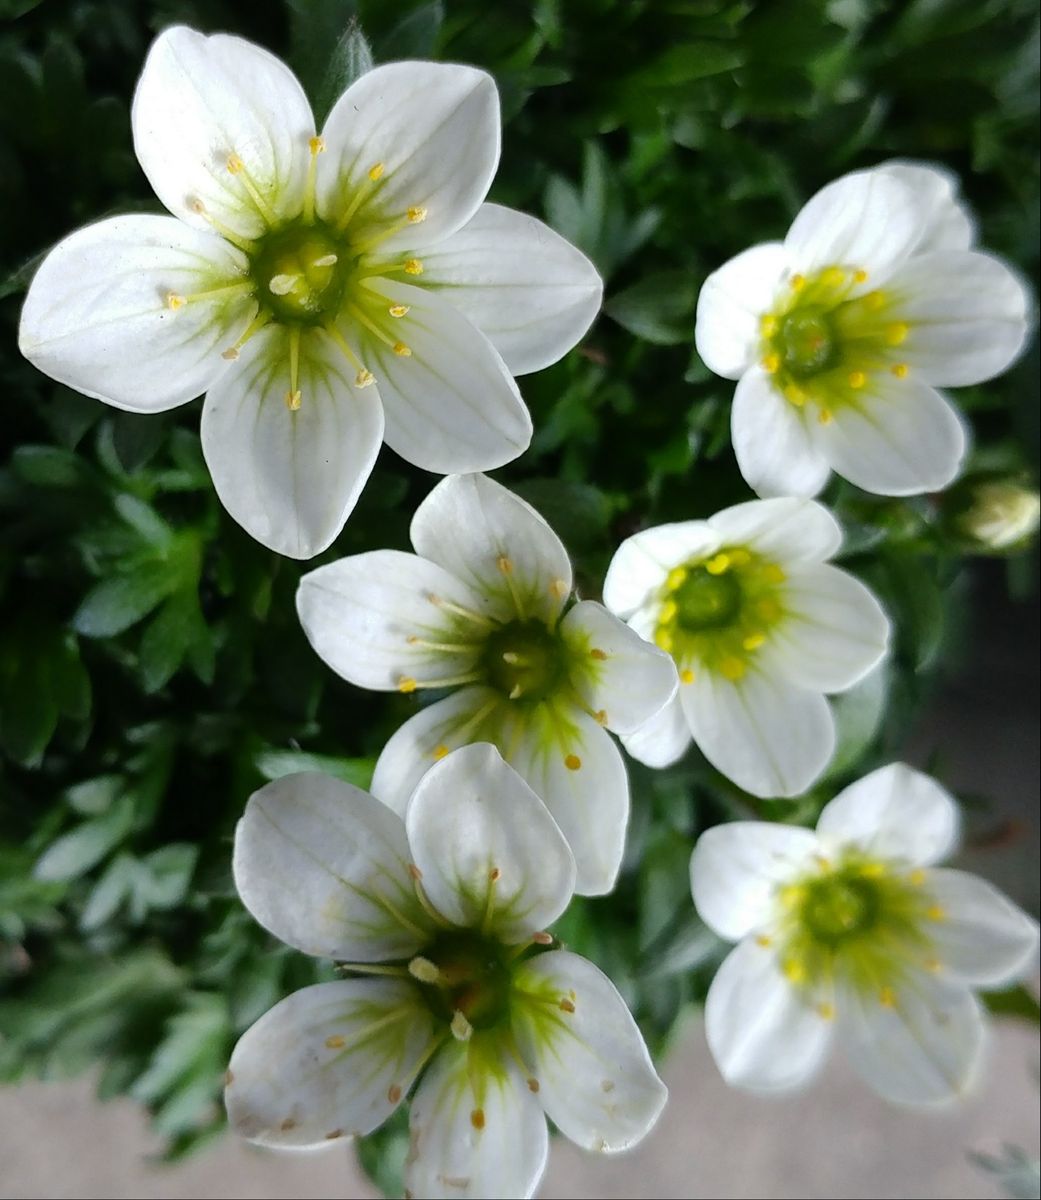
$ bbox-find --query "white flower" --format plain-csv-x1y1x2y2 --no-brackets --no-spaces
296,472,677,895
956,480,1041,551
603,497,889,797
18,27,602,559
225,745,667,1199
690,763,1039,1104
695,160,1032,498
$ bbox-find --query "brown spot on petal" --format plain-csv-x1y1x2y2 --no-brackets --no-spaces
280,1118,297,1132
590,648,608,661
388,1084,402,1104
600,1079,615,1093
470,1108,485,1130
325,1129,344,1140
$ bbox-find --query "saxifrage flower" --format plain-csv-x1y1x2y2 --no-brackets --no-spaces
690,763,1039,1104
225,745,667,1199
603,497,889,797
695,161,1032,498
18,27,602,558
296,472,677,895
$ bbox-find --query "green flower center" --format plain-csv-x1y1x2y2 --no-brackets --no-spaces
673,565,743,631
776,307,838,377
481,619,567,703
251,221,347,324
798,871,880,945
414,931,514,1031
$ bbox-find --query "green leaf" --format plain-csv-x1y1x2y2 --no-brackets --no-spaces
254,748,375,790
375,2,445,59
11,445,88,488
33,794,135,882
73,566,180,638
313,20,374,126
605,270,698,345
983,984,1041,1024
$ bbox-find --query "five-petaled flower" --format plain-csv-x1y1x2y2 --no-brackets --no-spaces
296,472,678,895
18,27,602,558
225,745,667,1199
603,497,889,798
695,161,1033,499
690,763,1039,1104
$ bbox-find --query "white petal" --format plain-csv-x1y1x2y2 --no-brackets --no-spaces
200,325,384,559
814,375,966,497
319,61,499,252
602,521,721,618
420,203,603,374
924,868,1040,988
226,978,436,1148
705,937,833,1092
352,279,531,473
232,772,429,961
405,744,576,941
620,694,691,768
680,668,835,799
877,160,975,253
816,763,959,867
839,973,985,1105
406,1040,548,1200
18,215,252,412
887,250,1031,386
785,169,926,281
559,601,677,735
706,497,842,565
296,549,486,690
690,821,820,942
506,705,630,897
694,242,790,379
732,368,832,499
372,686,503,816
132,27,313,241
765,562,891,693
410,473,572,626
512,950,667,1152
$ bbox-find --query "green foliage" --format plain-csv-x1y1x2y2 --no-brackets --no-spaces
0,0,1037,1187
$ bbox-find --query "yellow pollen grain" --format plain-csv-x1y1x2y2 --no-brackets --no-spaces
165,292,186,310
221,347,240,360
891,362,909,379
389,304,410,318
817,1001,836,1020
655,629,674,652
325,1035,345,1049
393,341,412,357
226,152,245,174
660,599,678,623
398,677,418,694
403,257,423,275
368,162,385,181
680,668,695,685
594,709,608,725
387,1084,402,1104
853,269,869,283
564,754,582,771
926,904,947,922
590,647,608,660
755,934,772,947
720,657,745,681
308,136,326,156
666,567,688,590
879,986,897,1008
433,744,449,760
407,206,428,224
848,370,866,389
779,884,803,907
885,322,909,346
706,553,731,575
497,554,513,575
783,959,805,983
742,633,766,651
762,353,781,374
355,368,376,388
760,315,778,336
762,563,786,584
559,998,576,1013
784,383,806,406
818,408,833,426
865,290,886,310
285,390,302,411
790,274,805,291
470,1108,485,1131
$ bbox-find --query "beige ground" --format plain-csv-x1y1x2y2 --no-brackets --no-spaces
1,1012,1037,1200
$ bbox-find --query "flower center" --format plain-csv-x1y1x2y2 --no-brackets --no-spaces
776,307,838,378
251,221,347,324
798,871,880,945
672,565,743,631
481,619,566,703
414,932,514,1031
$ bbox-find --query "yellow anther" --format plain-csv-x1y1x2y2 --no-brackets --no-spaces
488,866,502,883
407,206,428,224
433,744,449,760
387,1084,402,1104
784,383,806,406
848,370,866,389
762,563,786,584
783,959,805,983
403,257,424,275
389,304,410,318
779,884,803,908
818,408,834,426
309,136,326,156
680,668,695,685
354,368,376,388
821,267,845,287
757,598,780,621
226,152,245,174
655,628,674,652
559,997,576,1013
564,754,582,771
221,347,240,361
926,904,947,922
705,553,731,575
470,1108,485,1130
853,268,869,283
730,548,751,566
742,633,766,651
909,869,926,886
590,648,608,661
593,709,608,725
269,273,298,296
497,555,513,575
859,862,887,878
660,599,678,623
527,1077,540,1093
885,322,908,346
762,353,781,374
313,253,338,268
790,274,805,291
666,567,688,590
368,162,385,181
879,986,897,1008
393,341,412,357
408,957,440,983
451,1011,473,1042
720,657,746,681
891,362,909,378
865,289,886,310
325,1034,345,1049
925,957,942,973
285,390,302,411
549,578,568,598
398,677,418,694
755,934,772,947
817,1001,836,1020
165,291,186,310
760,314,778,336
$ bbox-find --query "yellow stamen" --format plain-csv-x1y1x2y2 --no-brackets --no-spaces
666,567,688,590
408,956,441,984
407,206,428,224
762,352,781,374
224,152,276,225
325,1034,345,1049
853,268,868,283
368,162,385,182
564,754,582,771
783,959,805,983
760,314,777,336
879,986,897,1008
817,1001,835,1020
762,563,786,584
284,390,302,411
188,197,257,253
659,599,677,623
559,997,576,1013
393,341,412,357
705,553,731,575
398,677,418,694
784,383,806,406
790,274,805,291
821,267,845,288
389,304,410,318
165,292,186,310
818,408,833,425
742,633,766,651
404,257,424,275
891,362,909,379
451,1011,473,1042
355,368,376,388
755,934,772,947
885,322,908,346
680,668,695,685
720,657,745,681
590,647,608,661
654,629,673,652
848,370,866,389
432,744,449,760
926,904,946,922
303,137,326,224
470,1108,485,1130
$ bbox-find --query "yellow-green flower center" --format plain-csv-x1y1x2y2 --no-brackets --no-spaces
251,221,348,323
482,619,567,704
413,931,515,1031
760,266,912,424
656,548,786,682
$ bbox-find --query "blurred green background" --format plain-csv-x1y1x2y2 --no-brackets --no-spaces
0,0,1037,1191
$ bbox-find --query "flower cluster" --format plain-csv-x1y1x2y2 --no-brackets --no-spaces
15,21,1040,1200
